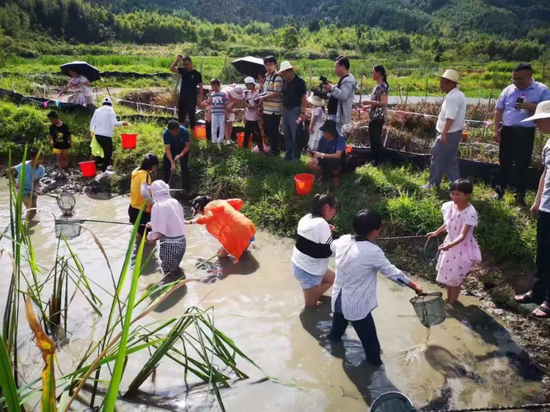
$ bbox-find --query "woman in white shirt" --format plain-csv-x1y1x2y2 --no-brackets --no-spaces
292,194,339,307
329,209,423,366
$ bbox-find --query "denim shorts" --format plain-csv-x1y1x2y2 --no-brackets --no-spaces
293,263,323,290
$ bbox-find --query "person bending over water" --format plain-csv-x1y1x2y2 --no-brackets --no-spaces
147,181,187,276
292,194,339,307
186,196,256,262
329,209,423,367
129,153,158,239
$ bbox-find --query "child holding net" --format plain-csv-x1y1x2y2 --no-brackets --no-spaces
427,179,482,303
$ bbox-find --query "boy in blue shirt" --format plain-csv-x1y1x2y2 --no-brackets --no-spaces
308,120,347,188
11,148,45,221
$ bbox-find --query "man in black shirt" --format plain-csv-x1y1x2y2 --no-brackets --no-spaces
47,111,71,178
278,61,307,161
170,55,204,129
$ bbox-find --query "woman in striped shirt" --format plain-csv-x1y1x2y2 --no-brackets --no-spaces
329,209,423,366
292,194,339,307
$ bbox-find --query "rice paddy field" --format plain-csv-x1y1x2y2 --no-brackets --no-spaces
1,47,548,98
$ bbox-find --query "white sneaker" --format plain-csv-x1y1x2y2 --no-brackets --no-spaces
224,140,231,146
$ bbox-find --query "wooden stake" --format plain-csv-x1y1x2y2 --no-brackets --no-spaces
359,75,364,105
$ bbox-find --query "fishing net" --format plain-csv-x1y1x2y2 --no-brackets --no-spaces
423,237,440,263
370,392,416,412
54,219,82,240
410,292,446,328
57,193,76,215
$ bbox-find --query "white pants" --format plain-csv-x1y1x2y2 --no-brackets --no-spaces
211,114,225,143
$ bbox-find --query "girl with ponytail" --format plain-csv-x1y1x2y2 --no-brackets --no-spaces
362,65,389,165
292,193,339,307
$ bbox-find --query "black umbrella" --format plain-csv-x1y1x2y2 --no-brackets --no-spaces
231,56,265,79
60,61,101,83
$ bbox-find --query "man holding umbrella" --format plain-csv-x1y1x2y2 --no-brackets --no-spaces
170,55,204,129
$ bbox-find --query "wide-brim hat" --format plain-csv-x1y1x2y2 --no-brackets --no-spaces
102,96,113,105
276,61,298,74
523,100,550,123
227,86,245,100
437,69,460,84
307,95,325,107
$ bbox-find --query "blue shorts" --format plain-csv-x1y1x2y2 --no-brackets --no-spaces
293,263,323,290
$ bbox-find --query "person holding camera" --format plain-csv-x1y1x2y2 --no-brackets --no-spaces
324,56,356,133
493,63,550,205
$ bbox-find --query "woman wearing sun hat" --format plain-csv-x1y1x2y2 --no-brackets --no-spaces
515,100,550,318
223,85,245,145
307,94,325,151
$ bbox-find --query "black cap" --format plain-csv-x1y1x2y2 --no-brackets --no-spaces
319,120,338,136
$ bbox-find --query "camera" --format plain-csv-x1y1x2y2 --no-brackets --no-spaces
312,76,330,99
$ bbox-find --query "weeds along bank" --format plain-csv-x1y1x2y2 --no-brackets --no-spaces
0,100,539,289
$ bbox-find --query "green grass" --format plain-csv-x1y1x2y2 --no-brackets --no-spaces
2,51,548,98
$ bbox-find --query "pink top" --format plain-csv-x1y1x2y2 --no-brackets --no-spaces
436,201,482,287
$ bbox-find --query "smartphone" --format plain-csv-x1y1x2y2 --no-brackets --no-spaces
515,96,525,110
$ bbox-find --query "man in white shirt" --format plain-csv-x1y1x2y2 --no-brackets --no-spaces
423,70,467,189
89,97,128,172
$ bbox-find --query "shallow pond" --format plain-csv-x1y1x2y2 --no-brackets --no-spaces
0,186,543,411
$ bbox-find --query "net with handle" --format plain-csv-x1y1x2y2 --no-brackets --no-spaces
57,193,76,215
55,219,83,240
423,236,440,263
410,292,446,327
370,392,416,412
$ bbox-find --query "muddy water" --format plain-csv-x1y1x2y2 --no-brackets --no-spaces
0,185,543,411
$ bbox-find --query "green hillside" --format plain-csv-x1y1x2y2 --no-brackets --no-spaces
0,0,548,62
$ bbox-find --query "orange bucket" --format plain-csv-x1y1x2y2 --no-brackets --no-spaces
194,125,207,140
121,133,137,150
79,161,96,177
294,173,315,196
237,132,251,148
346,145,353,155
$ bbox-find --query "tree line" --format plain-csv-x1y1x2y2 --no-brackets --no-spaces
0,0,546,63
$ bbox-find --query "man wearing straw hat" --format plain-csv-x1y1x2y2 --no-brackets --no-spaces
423,69,466,189
515,101,550,317
278,61,308,161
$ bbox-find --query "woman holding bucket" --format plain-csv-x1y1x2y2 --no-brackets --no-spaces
292,194,339,307
89,97,129,173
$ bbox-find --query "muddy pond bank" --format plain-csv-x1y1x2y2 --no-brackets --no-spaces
0,186,548,410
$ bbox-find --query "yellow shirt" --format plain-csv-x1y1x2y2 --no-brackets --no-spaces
130,168,152,213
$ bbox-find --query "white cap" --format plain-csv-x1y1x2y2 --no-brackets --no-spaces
523,100,550,123
103,96,113,105
244,76,256,84
437,69,460,84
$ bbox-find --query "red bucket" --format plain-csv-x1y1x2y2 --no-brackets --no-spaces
79,161,96,177
237,132,251,148
294,173,315,196
121,133,138,150
194,125,207,140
